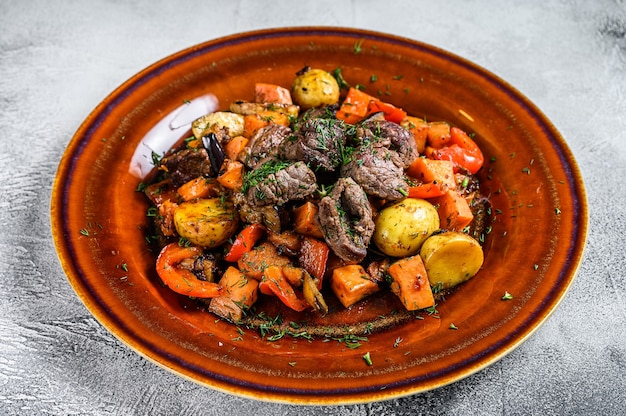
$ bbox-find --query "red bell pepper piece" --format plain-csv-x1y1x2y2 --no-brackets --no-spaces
299,237,330,287
223,223,266,262
426,127,484,174
156,243,223,298
366,100,407,124
259,266,309,312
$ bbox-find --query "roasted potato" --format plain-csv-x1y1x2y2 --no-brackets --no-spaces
291,68,340,109
191,111,244,140
419,231,484,290
373,198,440,257
173,198,239,248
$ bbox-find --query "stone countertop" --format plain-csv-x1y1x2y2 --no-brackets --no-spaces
1,1,625,415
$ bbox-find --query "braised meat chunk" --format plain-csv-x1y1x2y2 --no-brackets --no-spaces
357,119,418,168
282,117,346,172
318,177,375,263
160,148,214,187
240,124,292,169
244,160,317,207
341,145,409,201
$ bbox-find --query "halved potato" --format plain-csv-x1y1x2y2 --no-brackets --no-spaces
419,231,484,290
173,198,239,248
373,198,440,257
191,111,244,140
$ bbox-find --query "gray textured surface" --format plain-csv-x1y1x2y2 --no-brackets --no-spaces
1,0,625,414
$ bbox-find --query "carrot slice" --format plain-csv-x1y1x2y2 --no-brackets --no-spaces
254,83,293,104
292,201,324,239
336,87,376,124
217,159,244,191
387,255,434,311
401,116,428,153
208,266,259,322
430,190,474,231
237,242,292,280
177,177,220,201
330,264,381,308
223,135,249,160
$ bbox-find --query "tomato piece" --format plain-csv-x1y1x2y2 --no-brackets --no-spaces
366,100,407,124
223,223,266,262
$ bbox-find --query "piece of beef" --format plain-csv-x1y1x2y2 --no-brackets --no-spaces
281,118,345,172
245,161,317,207
357,119,417,168
341,145,408,201
318,177,375,263
239,124,292,169
160,148,213,187
231,191,290,233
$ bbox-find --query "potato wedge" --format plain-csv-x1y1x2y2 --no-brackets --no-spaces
419,231,484,290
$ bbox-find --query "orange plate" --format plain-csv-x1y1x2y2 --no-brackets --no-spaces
51,27,587,405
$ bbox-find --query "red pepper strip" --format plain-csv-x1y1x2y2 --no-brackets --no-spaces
299,237,330,288
426,127,484,174
156,243,223,298
407,182,447,199
259,266,309,312
366,100,407,124
223,223,266,262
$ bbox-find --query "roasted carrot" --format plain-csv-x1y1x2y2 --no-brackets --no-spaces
426,121,452,149
144,179,179,206
407,182,446,198
401,116,429,153
406,158,456,190
254,83,293,104
292,201,324,239
223,135,249,160
281,265,306,287
177,177,221,201
217,159,244,190
242,111,290,138
387,255,434,311
208,266,259,322
157,199,178,237
430,190,474,231
238,241,292,280
336,87,376,124
330,264,381,308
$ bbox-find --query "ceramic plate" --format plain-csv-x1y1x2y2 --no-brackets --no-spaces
51,27,587,404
